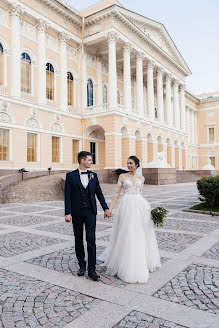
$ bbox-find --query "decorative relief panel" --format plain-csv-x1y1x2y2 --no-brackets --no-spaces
87,53,96,69
51,114,63,132
26,118,40,128
0,102,12,123
20,20,36,40
0,8,8,27
46,33,58,51
66,45,77,61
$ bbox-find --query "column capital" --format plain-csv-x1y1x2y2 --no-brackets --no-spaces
173,79,180,86
59,32,70,44
37,19,49,33
77,45,87,55
123,42,132,53
179,83,185,91
147,60,155,69
106,32,118,44
164,73,173,81
157,67,165,75
135,52,144,61
9,4,24,17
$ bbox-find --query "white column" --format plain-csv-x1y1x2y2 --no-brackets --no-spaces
97,55,102,107
136,52,144,116
147,60,155,120
37,19,48,105
10,4,23,98
107,32,117,109
157,68,164,124
179,84,186,131
59,33,68,110
173,79,180,129
191,109,195,144
186,106,190,142
194,111,198,145
165,73,172,126
82,47,87,109
143,83,147,115
123,43,132,112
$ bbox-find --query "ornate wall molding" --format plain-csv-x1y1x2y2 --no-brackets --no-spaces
0,8,9,27
20,19,36,40
0,102,13,123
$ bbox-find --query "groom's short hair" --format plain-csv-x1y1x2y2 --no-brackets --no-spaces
78,151,92,163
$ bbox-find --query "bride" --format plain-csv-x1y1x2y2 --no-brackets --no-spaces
99,156,161,283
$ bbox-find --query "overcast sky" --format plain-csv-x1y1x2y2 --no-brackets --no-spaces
67,0,219,95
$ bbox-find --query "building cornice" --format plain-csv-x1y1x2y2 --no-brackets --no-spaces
185,90,200,104
84,5,190,76
199,96,219,104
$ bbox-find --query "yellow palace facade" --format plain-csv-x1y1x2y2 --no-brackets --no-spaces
0,0,218,171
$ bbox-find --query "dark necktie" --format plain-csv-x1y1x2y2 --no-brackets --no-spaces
81,172,88,175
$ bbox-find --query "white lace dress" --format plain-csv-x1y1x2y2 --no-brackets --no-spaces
99,174,161,283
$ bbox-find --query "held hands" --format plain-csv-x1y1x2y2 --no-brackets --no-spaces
104,209,112,218
65,214,72,223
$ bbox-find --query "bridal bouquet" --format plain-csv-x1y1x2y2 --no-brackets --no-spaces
151,207,168,228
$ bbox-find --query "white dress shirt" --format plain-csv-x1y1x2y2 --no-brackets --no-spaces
78,168,89,188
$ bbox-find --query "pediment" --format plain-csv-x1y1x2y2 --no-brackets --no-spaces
118,8,191,74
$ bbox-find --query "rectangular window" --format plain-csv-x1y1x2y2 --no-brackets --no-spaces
52,136,60,162
46,70,54,100
0,51,3,85
90,142,96,165
72,139,79,164
27,133,37,162
209,128,215,144
210,157,215,167
0,129,9,161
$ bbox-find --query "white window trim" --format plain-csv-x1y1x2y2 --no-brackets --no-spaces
72,138,80,164
0,127,12,162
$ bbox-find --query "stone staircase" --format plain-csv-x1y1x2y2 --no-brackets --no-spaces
176,170,202,183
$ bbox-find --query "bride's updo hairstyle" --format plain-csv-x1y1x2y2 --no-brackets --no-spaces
128,156,140,168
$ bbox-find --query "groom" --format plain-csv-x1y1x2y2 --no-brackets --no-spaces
65,151,111,281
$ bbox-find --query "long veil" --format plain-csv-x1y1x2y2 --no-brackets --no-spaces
136,162,143,176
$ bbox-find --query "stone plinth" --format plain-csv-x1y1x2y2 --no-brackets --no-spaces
142,168,176,185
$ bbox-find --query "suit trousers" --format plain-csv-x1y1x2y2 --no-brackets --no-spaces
72,208,96,273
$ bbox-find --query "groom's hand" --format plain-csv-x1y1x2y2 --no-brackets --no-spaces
104,209,112,218
65,214,72,222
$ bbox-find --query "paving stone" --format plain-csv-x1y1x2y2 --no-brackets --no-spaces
39,209,65,217
162,219,219,233
0,215,61,227
3,205,55,214
0,269,101,327
202,241,219,260
169,211,219,222
113,310,187,327
155,231,200,253
0,232,66,257
153,264,219,314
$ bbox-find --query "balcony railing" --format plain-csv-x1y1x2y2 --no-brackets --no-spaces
21,92,36,103
84,103,126,115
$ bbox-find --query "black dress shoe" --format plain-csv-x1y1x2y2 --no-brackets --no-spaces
88,271,100,281
77,267,86,277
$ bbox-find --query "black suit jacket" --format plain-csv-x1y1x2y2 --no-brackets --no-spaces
64,169,109,216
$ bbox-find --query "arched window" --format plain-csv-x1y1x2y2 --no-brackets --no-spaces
87,79,93,107
21,52,31,93
117,90,121,104
67,72,73,106
0,43,4,85
102,85,107,104
46,63,54,100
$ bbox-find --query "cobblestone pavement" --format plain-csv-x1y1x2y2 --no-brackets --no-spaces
0,182,218,328
113,310,187,327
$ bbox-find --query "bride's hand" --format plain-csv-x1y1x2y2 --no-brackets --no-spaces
104,209,112,218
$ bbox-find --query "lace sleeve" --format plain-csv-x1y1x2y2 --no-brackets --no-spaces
109,174,124,212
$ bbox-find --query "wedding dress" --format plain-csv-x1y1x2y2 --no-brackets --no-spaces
99,173,161,283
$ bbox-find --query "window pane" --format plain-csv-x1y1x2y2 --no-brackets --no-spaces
0,129,9,161
27,133,37,162
46,63,54,100
21,53,31,93
52,136,60,162
210,157,215,167
90,142,96,164
72,139,79,164
209,128,215,144
0,47,4,85
87,79,93,106
67,73,73,106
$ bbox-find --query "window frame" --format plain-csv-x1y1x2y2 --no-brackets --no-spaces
21,52,32,94
27,132,37,163
0,128,10,161
87,78,94,107
208,127,215,144
52,135,61,163
46,62,55,101
90,141,96,165
67,71,74,106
